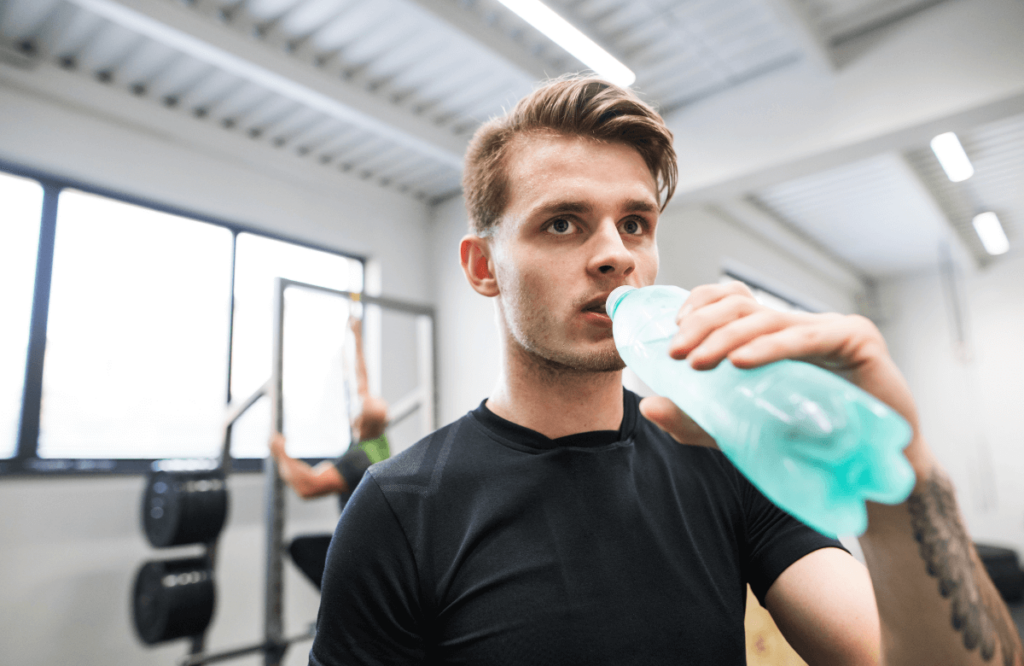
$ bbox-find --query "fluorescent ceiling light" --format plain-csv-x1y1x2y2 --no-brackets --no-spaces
930,132,974,182
972,212,1010,255
496,0,636,87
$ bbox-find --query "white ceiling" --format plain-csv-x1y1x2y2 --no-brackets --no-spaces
0,0,1020,277
753,153,956,276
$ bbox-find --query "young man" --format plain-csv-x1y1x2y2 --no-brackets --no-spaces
309,77,1022,665
271,315,391,588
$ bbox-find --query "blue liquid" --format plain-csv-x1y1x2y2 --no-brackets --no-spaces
609,285,915,536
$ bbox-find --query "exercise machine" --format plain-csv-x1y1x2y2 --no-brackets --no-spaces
131,278,435,665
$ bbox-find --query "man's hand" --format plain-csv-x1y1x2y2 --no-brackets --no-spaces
640,281,929,473
269,431,288,461
268,431,347,499
638,396,716,448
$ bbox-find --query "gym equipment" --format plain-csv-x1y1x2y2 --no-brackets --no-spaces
976,543,1024,602
259,280,436,666
133,557,216,644
132,277,436,666
142,470,228,548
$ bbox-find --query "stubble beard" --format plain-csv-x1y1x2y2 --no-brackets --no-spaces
500,293,626,377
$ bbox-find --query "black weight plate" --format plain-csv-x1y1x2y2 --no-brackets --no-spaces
143,471,228,548
132,557,216,645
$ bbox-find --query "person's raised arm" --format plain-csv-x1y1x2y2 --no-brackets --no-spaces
347,314,389,443
640,281,1022,666
349,314,370,402
268,432,349,499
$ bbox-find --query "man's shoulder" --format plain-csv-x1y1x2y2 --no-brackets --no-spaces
366,410,485,497
633,414,747,495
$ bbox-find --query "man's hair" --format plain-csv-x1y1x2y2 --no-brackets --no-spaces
462,75,677,236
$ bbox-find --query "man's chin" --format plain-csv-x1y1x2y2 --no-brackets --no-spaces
536,348,625,374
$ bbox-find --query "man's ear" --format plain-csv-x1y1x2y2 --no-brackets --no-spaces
460,234,499,297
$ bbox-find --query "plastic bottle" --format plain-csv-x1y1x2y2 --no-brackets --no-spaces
606,284,915,537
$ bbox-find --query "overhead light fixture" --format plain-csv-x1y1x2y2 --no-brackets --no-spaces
930,132,974,182
496,0,636,88
972,212,1010,255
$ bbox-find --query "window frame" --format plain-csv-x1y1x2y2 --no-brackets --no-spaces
0,158,365,477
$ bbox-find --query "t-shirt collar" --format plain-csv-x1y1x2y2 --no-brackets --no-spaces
471,388,640,451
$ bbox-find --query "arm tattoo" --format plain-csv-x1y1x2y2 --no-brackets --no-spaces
907,470,1022,666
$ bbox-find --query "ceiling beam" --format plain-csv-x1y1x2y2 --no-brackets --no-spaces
403,0,572,81
667,0,1024,201
66,0,466,169
762,0,836,73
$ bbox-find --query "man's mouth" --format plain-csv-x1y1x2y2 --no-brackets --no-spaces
581,296,610,316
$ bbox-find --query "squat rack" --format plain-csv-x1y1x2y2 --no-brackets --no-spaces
179,277,436,666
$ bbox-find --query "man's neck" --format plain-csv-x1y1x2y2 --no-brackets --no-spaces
486,346,625,440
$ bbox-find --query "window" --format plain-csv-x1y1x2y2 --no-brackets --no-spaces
0,172,44,459
38,190,234,460
0,166,365,474
229,233,363,460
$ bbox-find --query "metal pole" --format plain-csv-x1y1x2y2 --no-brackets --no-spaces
219,379,271,474
264,278,287,666
177,628,315,666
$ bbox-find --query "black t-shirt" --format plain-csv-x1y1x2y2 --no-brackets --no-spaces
310,390,843,665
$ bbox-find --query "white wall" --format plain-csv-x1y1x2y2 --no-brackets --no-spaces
0,80,433,666
655,203,862,314
876,254,1024,556
428,195,502,426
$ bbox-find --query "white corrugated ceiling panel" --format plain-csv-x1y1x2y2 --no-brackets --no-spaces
753,153,956,277
795,0,948,42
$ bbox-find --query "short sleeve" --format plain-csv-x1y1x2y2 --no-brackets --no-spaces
739,473,847,607
334,447,371,499
309,473,426,666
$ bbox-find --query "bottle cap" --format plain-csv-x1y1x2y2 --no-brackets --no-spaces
606,285,636,320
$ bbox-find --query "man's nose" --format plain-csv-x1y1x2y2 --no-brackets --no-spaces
588,220,634,277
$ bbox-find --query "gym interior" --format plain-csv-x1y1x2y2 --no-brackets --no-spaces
1,0,1023,664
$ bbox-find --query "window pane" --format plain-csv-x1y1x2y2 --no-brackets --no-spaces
230,233,362,459
0,172,44,459
38,190,233,459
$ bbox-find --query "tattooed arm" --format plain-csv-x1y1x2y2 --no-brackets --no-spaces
859,453,1022,666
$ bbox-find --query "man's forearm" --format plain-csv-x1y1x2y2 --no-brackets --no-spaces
860,455,1022,666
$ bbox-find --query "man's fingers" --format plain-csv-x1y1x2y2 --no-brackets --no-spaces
677,281,756,321
728,315,879,371
671,294,761,359
680,309,793,369
639,396,718,449
269,432,286,456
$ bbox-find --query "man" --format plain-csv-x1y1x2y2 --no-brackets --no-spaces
310,77,1022,664
270,315,391,588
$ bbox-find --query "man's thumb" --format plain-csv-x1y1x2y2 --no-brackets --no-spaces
639,396,718,449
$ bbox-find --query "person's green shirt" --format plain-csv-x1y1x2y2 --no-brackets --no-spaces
357,433,390,464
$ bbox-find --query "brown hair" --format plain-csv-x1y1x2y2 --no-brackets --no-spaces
462,75,677,236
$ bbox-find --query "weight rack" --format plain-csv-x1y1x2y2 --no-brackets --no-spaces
132,278,436,666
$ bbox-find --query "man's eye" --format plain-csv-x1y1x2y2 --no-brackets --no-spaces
622,219,643,235
547,218,574,235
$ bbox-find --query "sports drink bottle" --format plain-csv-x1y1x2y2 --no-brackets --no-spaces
606,285,915,536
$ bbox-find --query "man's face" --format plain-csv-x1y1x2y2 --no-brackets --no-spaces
487,133,660,373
